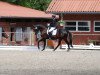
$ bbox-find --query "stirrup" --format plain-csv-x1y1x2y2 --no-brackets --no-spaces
49,36,52,39
49,37,51,39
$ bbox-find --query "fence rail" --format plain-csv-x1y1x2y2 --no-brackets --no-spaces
61,45,100,50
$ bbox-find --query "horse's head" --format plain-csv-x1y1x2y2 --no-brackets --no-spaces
2,29,9,38
33,26,39,35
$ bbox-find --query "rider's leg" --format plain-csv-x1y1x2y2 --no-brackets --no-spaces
47,28,49,34
48,32,52,39
48,27,55,39
49,27,55,32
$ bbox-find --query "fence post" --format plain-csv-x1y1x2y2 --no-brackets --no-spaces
8,32,11,45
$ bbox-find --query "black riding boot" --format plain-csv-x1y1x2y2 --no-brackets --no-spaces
48,32,52,39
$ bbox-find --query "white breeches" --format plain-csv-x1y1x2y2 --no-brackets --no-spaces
49,27,55,32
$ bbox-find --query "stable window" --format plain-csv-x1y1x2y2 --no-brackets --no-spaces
65,21,90,32
78,21,90,31
23,27,31,41
65,21,76,31
94,21,100,32
15,27,22,41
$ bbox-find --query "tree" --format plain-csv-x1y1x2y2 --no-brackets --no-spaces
1,0,51,11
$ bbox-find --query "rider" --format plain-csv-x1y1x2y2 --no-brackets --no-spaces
48,14,57,39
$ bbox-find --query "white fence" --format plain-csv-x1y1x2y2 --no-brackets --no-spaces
61,33,100,50
0,32,35,46
61,44,100,50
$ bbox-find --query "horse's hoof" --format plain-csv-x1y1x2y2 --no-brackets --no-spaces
68,48,70,49
67,49,70,52
71,46,73,48
53,50,55,51
41,49,44,51
67,48,70,52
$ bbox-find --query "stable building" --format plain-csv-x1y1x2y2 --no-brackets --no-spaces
0,1,53,46
46,0,100,45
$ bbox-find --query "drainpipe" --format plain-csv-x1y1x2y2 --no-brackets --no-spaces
61,13,63,20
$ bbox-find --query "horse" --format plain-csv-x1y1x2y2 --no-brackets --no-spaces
33,25,73,51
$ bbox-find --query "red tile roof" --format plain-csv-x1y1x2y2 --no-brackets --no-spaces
0,1,53,19
46,0,100,13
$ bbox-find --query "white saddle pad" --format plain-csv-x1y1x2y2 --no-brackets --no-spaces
52,29,57,35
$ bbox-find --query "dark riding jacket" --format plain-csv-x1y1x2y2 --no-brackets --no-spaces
50,18,57,27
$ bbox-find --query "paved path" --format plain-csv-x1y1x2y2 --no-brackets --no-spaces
0,49,100,75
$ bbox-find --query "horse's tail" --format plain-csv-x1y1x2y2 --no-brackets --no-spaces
67,30,73,47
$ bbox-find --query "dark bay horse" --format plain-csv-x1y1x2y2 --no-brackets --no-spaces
33,25,73,51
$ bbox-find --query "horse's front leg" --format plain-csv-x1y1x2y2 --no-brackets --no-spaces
38,40,41,49
41,39,46,51
53,39,62,51
38,39,43,50
38,38,46,51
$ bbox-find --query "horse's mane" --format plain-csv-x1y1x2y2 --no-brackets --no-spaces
34,25,47,34
35,25,47,29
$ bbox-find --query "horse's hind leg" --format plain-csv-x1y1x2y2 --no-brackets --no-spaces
70,41,73,48
69,32,73,48
63,39,70,51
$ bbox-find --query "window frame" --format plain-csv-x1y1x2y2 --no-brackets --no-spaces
0,27,2,41
65,20,91,32
94,21,100,32
65,21,76,31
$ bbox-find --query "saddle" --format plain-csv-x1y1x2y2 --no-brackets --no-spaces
47,27,57,36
